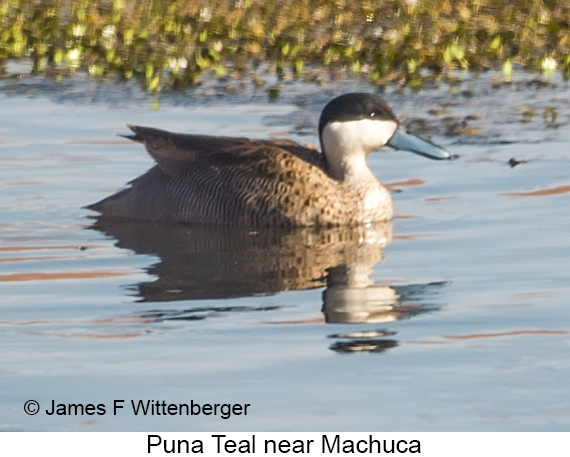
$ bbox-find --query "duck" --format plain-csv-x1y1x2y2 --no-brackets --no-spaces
87,92,450,227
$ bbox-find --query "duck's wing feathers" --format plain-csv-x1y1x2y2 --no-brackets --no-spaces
107,125,355,226
124,125,326,177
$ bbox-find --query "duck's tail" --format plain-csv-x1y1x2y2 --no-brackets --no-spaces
118,124,143,143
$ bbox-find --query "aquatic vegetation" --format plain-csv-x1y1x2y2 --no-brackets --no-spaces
1,0,569,90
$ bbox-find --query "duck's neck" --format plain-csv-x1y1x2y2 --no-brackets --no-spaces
324,143,377,184
320,120,396,185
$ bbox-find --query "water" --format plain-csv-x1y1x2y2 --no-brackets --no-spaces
1,73,569,432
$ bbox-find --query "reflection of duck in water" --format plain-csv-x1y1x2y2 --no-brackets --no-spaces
88,93,449,226
89,219,392,301
90,219,445,322
323,267,447,354
323,266,445,324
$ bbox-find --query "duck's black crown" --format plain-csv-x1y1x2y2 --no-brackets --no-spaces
318,93,399,139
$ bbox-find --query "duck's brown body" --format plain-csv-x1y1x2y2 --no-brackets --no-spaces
87,126,392,227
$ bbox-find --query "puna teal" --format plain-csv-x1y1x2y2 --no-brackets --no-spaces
87,93,450,227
